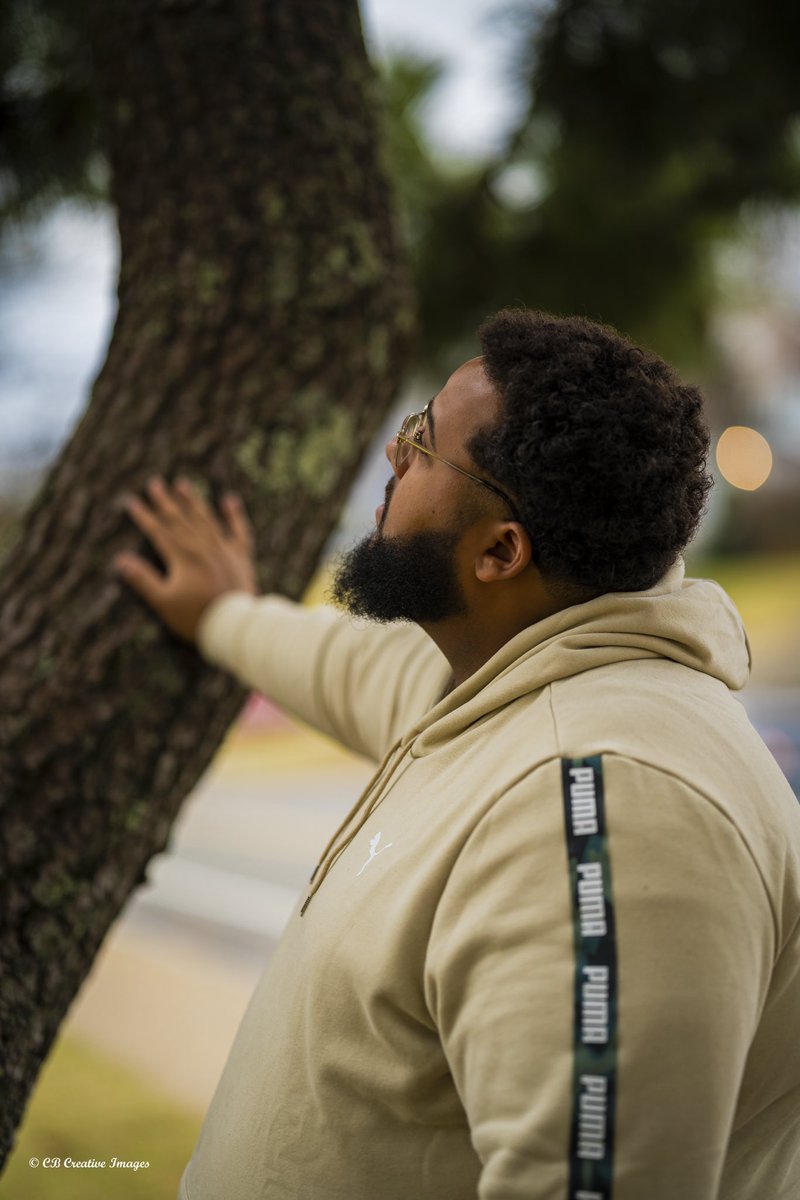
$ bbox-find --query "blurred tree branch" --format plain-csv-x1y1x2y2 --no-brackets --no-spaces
379,0,800,368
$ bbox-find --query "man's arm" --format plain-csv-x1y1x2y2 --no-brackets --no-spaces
112,476,448,761
196,590,446,760
424,756,771,1200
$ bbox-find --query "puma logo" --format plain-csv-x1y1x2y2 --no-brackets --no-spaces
356,831,394,877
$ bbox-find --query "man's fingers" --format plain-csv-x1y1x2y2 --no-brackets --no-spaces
223,493,255,551
112,553,167,606
122,493,177,562
175,477,219,530
146,476,189,525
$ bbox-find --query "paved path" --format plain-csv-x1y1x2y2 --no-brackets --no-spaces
65,727,372,1112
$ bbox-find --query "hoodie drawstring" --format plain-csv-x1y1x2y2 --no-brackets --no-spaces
300,739,411,916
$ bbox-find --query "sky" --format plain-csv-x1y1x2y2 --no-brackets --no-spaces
0,0,516,495
360,0,520,157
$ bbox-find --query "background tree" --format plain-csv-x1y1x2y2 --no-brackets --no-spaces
383,0,800,370
0,0,102,226
0,0,413,1167
5,0,800,375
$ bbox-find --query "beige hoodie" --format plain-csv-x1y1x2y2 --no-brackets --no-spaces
179,560,800,1200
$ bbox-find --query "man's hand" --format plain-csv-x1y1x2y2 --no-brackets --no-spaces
112,476,258,643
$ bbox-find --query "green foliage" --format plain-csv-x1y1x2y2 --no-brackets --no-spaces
3,0,800,367
379,1,800,369
0,0,103,225
502,0,800,361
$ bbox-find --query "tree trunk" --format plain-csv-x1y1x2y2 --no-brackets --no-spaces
0,0,413,1166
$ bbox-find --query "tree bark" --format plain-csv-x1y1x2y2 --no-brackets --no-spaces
0,0,413,1165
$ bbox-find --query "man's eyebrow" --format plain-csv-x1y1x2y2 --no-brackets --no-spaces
426,396,437,449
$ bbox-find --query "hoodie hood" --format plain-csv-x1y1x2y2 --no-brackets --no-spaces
404,558,751,757
298,556,751,913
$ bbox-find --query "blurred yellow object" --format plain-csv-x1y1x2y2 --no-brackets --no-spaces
303,561,335,607
715,426,773,491
685,553,800,686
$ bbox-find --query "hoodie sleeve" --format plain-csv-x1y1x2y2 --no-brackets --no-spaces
423,754,773,1200
196,591,449,762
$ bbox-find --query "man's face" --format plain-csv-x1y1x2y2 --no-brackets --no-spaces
330,358,503,624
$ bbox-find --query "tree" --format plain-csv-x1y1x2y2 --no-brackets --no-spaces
6,0,800,378
500,0,800,363
0,0,413,1166
382,1,800,370
0,0,102,226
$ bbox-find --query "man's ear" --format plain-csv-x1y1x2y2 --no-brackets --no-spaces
474,521,533,582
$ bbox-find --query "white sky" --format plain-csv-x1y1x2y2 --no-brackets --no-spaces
361,0,520,157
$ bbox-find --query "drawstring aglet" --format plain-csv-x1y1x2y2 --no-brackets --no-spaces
300,894,312,917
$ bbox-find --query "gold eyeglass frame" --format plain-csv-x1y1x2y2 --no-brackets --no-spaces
394,400,521,521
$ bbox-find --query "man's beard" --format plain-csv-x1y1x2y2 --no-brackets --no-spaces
329,528,468,624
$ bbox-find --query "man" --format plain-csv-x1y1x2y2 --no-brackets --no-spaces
112,309,800,1200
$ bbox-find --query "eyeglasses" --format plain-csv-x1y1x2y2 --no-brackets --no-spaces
394,401,522,521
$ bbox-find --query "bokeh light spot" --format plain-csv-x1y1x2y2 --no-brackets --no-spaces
715,426,773,492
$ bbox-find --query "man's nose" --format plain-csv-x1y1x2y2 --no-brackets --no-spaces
385,436,402,477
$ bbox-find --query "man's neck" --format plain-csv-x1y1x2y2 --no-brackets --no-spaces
422,597,566,692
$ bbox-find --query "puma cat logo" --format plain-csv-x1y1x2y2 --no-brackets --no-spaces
356,831,394,877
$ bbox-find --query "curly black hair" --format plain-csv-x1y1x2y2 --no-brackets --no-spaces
468,309,713,596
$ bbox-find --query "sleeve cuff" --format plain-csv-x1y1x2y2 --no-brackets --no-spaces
196,590,261,670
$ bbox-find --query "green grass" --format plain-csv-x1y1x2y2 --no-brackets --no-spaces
686,553,800,680
0,1035,201,1199
687,551,800,620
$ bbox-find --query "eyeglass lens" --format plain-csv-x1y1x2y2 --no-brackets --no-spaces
395,411,422,471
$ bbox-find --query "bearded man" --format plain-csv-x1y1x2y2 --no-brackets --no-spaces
113,309,800,1200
